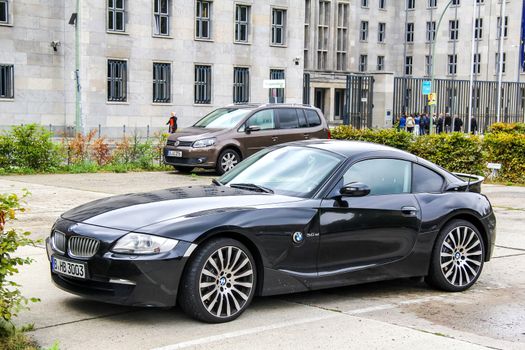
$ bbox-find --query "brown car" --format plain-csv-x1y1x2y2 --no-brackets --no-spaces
164,104,330,174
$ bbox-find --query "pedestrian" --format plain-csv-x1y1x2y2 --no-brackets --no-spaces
470,116,478,134
414,113,421,136
444,113,452,133
399,114,407,131
406,114,415,134
453,115,463,132
436,114,443,134
166,112,178,133
422,113,430,135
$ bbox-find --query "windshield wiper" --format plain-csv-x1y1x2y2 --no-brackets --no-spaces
212,179,222,186
229,183,274,194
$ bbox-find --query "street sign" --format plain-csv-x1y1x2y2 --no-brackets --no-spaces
428,92,437,106
487,163,502,170
263,79,285,89
422,80,432,95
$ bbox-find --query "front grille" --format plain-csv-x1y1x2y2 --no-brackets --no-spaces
68,236,100,258
166,140,193,147
52,231,66,254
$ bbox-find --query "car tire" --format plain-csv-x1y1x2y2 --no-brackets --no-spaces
178,238,257,323
174,166,194,174
216,149,241,175
425,219,485,292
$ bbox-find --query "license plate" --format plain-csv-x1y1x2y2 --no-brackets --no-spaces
52,256,87,279
168,150,182,157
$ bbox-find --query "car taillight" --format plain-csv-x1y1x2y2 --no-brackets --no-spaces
327,129,331,139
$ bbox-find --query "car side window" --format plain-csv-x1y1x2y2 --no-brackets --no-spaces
343,159,412,196
245,109,276,130
277,109,299,129
305,110,321,127
298,110,308,127
412,164,444,193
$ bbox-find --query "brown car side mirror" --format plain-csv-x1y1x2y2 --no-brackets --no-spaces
245,125,261,134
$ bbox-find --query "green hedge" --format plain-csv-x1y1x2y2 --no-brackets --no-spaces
332,125,524,183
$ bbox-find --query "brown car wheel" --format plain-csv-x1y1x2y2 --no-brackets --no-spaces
216,149,241,175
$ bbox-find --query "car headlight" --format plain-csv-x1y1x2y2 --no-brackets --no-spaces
111,233,179,255
192,138,216,148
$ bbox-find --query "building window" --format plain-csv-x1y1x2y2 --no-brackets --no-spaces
194,65,211,104
317,0,330,70
377,56,385,71
336,2,348,71
360,21,368,41
476,0,483,3
407,0,415,10
234,4,250,43
497,16,508,39
406,22,414,42
452,0,460,5
269,69,285,103
378,22,386,42
425,55,432,76
473,53,481,74
195,0,212,39
428,0,437,8
152,63,171,103
233,67,249,103
426,21,436,42
271,8,286,45
449,20,459,40
361,0,368,7
448,54,457,75
304,0,310,69
379,0,386,9
495,52,506,74
0,64,14,99
405,56,413,75
153,0,170,36
0,0,9,24
359,55,368,72
474,18,482,39
107,60,127,102
108,0,126,32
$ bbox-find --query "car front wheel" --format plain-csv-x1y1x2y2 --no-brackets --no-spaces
178,238,257,323
426,219,485,292
216,149,241,175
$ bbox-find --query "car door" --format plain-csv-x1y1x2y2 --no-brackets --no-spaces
236,109,278,156
318,158,421,275
275,108,306,144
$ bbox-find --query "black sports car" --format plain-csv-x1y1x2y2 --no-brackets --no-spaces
46,140,496,323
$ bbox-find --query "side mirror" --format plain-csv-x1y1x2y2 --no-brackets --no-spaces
245,125,261,134
339,182,370,197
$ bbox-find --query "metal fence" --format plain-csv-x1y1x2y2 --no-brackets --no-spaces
393,77,525,133
344,75,374,129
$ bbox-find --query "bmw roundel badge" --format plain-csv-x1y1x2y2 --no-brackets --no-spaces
292,232,304,244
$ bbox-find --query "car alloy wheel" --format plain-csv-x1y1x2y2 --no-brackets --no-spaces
217,149,241,175
439,226,483,287
199,246,254,318
426,219,485,292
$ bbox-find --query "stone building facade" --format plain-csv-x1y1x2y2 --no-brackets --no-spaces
0,0,304,136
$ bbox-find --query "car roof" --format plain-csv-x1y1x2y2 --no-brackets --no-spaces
224,103,317,110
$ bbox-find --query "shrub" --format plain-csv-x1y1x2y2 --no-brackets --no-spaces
483,132,525,183
91,137,112,166
0,191,39,337
331,125,413,151
65,129,97,165
487,122,525,134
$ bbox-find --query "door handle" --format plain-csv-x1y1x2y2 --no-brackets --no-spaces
401,206,418,217
272,136,279,142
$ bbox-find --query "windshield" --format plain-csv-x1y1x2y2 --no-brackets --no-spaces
219,146,343,198
194,108,251,129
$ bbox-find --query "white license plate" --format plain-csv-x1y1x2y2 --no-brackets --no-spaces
52,256,87,279
168,150,182,157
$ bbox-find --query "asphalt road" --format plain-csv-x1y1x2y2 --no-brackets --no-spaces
1,172,524,350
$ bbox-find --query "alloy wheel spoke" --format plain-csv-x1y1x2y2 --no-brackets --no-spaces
465,257,481,266
234,269,253,279
207,257,220,274
465,240,480,252
228,290,241,312
233,281,253,288
218,249,225,270
441,258,454,269
232,258,249,274
202,287,218,302
463,261,477,276
225,294,231,317
202,268,217,279
200,281,215,289
465,250,482,256
207,292,219,313
232,287,249,301
230,250,242,271
443,241,454,252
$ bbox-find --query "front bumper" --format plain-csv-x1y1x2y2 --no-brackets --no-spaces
46,228,196,308
163,146,217,168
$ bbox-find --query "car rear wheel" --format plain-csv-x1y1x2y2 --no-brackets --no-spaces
174,166,194,174
178,238,257,323
216,149,241,175
426,219,485,292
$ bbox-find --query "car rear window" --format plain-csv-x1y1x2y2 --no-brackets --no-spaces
412,164,444,193
305,110,322,127
278,109,299,129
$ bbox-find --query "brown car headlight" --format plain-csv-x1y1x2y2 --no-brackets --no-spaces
111,233,179,255
192,138,216,148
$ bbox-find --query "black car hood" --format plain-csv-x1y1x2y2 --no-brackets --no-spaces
61,185,302,232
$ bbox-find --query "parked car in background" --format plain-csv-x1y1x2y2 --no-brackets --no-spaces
163,104,330,174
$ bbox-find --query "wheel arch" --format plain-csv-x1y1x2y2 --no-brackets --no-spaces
219,145,244,161
439,213,490,262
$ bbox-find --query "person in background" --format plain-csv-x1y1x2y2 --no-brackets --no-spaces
414,113,421,136
422,113,430,135
399,114,407,131
406,114,415,134
436,114,444,134
167,112,178,133
453,115,463,132
444,113,452,133
470,116,478,134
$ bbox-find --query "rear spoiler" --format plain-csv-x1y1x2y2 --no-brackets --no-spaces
450,172,485,193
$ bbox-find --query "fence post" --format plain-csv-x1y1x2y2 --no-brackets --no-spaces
98,124,101,138
147,125,150,140
123,124,126,138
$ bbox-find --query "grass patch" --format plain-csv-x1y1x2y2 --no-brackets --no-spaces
0,329,39,350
